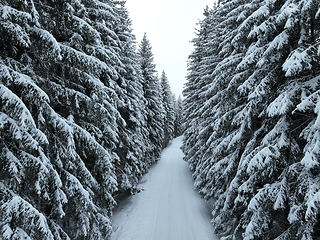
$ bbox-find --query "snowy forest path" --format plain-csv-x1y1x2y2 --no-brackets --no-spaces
110,136,219,240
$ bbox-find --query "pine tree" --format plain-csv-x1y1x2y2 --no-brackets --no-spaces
0,0,135,238
112,1,150,199
182,6,223,187
183,0,320,239
160,70,175,147
174,95,184,137
138,33,164,163
33,0,121,238
0,1,69,238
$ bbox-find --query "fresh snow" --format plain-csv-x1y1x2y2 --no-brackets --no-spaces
110,136,219,240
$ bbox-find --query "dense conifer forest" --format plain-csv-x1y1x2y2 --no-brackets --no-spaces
2,0,320,239
0,0,181,238
183,0,320,239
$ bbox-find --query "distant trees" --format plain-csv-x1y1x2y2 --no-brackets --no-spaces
183,0,320,239
0,1,181,239
174,95,184,137
160,70,175,147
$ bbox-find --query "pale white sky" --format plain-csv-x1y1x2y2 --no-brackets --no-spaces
126,0,215,97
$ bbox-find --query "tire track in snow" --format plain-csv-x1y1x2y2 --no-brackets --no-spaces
110,137,219,240
148,157,168,240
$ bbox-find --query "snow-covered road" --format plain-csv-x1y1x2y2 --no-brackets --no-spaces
110,136,219,240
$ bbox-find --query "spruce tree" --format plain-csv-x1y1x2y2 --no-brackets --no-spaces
112,1,150,199
182,6,221,183
160,70,175,147
138,33,164,163
183,0,320,239
174,95,184,137
0,1,70,238
0,0,139,238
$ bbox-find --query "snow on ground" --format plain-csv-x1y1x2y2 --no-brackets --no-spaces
110,136,219,240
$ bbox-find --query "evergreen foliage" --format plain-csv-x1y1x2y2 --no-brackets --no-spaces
160,70,175,147
0,0,173,239
174,95,184,137
183,0,320,239
111,1,150,200
138,33,165,162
